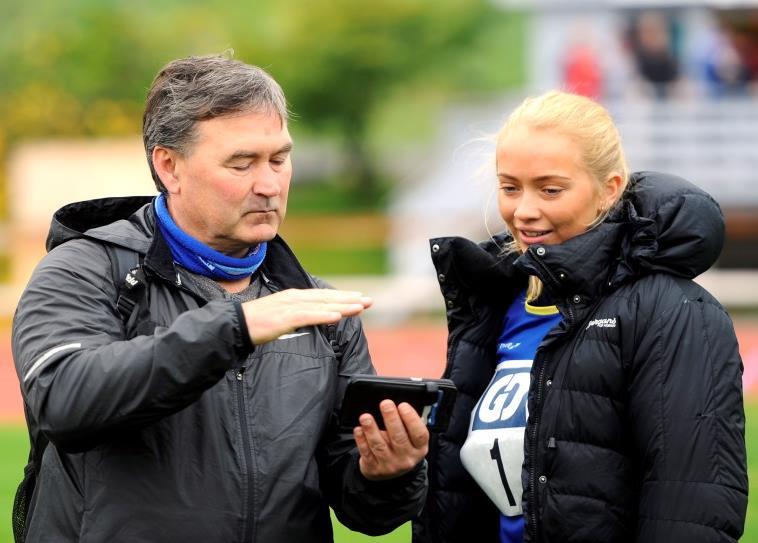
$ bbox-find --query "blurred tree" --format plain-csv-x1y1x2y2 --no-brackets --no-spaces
249,0,516,197
0,0,523,217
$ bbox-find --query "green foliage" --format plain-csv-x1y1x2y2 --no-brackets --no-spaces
0,0,525,218
0,254,11,283
0,0,522,140
262,0,504,124
286,179,392,214
283,181,390,275
256,0,523,192
294,246,388,276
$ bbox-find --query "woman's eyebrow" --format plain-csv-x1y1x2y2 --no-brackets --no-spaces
497,173,571,182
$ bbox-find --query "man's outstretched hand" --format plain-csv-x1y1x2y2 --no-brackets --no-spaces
241,288,372,345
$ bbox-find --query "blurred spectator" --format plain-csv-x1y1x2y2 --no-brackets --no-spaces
719,9,758,94
626,10,680,99
563,42,603,99
700,29,752,98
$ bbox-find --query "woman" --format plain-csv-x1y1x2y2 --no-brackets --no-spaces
413,91,747,542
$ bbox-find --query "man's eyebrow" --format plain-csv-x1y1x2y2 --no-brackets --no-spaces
225,142,293,162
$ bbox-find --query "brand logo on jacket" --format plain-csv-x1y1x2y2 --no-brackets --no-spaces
586,317,617,330
277,332,310,340
498,342,521,351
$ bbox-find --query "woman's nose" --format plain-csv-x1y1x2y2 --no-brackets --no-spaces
513,192,541,221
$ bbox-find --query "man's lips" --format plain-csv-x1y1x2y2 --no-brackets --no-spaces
241,209,279,224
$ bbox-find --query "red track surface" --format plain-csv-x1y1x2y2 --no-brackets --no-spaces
1,322,757,423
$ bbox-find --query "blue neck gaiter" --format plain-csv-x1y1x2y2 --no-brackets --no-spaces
153,193,267,281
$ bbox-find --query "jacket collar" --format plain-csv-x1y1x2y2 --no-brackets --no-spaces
431,235,526,305
141,205,314,291
47,195,315,291
432,171,725,308
515,220,626,303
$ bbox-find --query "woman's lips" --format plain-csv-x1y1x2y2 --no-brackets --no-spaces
517,229,552,245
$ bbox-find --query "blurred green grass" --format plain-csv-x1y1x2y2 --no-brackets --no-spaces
1,397,756,542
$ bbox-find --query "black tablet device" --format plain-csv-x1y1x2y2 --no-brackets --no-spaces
339,375,457,433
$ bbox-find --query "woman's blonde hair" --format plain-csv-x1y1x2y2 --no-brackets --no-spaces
496,90,629,301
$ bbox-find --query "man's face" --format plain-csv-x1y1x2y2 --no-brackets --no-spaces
164,110,292,256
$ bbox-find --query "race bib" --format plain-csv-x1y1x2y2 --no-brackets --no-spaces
460,359,531,516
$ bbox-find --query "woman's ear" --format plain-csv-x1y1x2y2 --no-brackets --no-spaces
152,147,182,195
602,173,625,209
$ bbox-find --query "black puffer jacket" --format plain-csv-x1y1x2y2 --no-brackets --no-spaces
413,172,747,542
13,197,426,542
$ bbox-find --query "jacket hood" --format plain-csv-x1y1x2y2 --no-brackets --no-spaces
515,170,725,300
46,196,156,254
616,170,725,279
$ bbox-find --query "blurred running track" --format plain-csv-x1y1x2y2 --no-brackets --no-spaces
1,322,757,422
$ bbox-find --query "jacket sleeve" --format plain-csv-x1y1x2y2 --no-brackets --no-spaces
12,239,251,452
627,277,747,542
316,313,428,536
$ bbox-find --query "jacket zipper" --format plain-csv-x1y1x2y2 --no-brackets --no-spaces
236,367,256,543
528,303,576,542
263,272,281,293
566,303,576,327
144,265,209,306
526,250,580,541
528,349,547,542
144,262,258,540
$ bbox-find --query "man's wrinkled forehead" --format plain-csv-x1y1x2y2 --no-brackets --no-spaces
185,109,290,152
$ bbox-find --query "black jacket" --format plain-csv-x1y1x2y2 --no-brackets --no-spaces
13,197,426,542
413,172,747,542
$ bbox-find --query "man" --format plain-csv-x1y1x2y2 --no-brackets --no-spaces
13,54,428,542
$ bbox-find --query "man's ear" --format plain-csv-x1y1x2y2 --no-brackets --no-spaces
152,147,182,194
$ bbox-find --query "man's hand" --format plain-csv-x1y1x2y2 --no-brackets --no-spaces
353,400,429,481
241,288,372,345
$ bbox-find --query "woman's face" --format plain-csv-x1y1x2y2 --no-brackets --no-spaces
496,125,614,252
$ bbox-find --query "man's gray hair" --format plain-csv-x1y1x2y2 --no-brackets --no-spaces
143,53,289,192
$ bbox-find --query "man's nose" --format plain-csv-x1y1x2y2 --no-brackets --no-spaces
253,167,282,198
